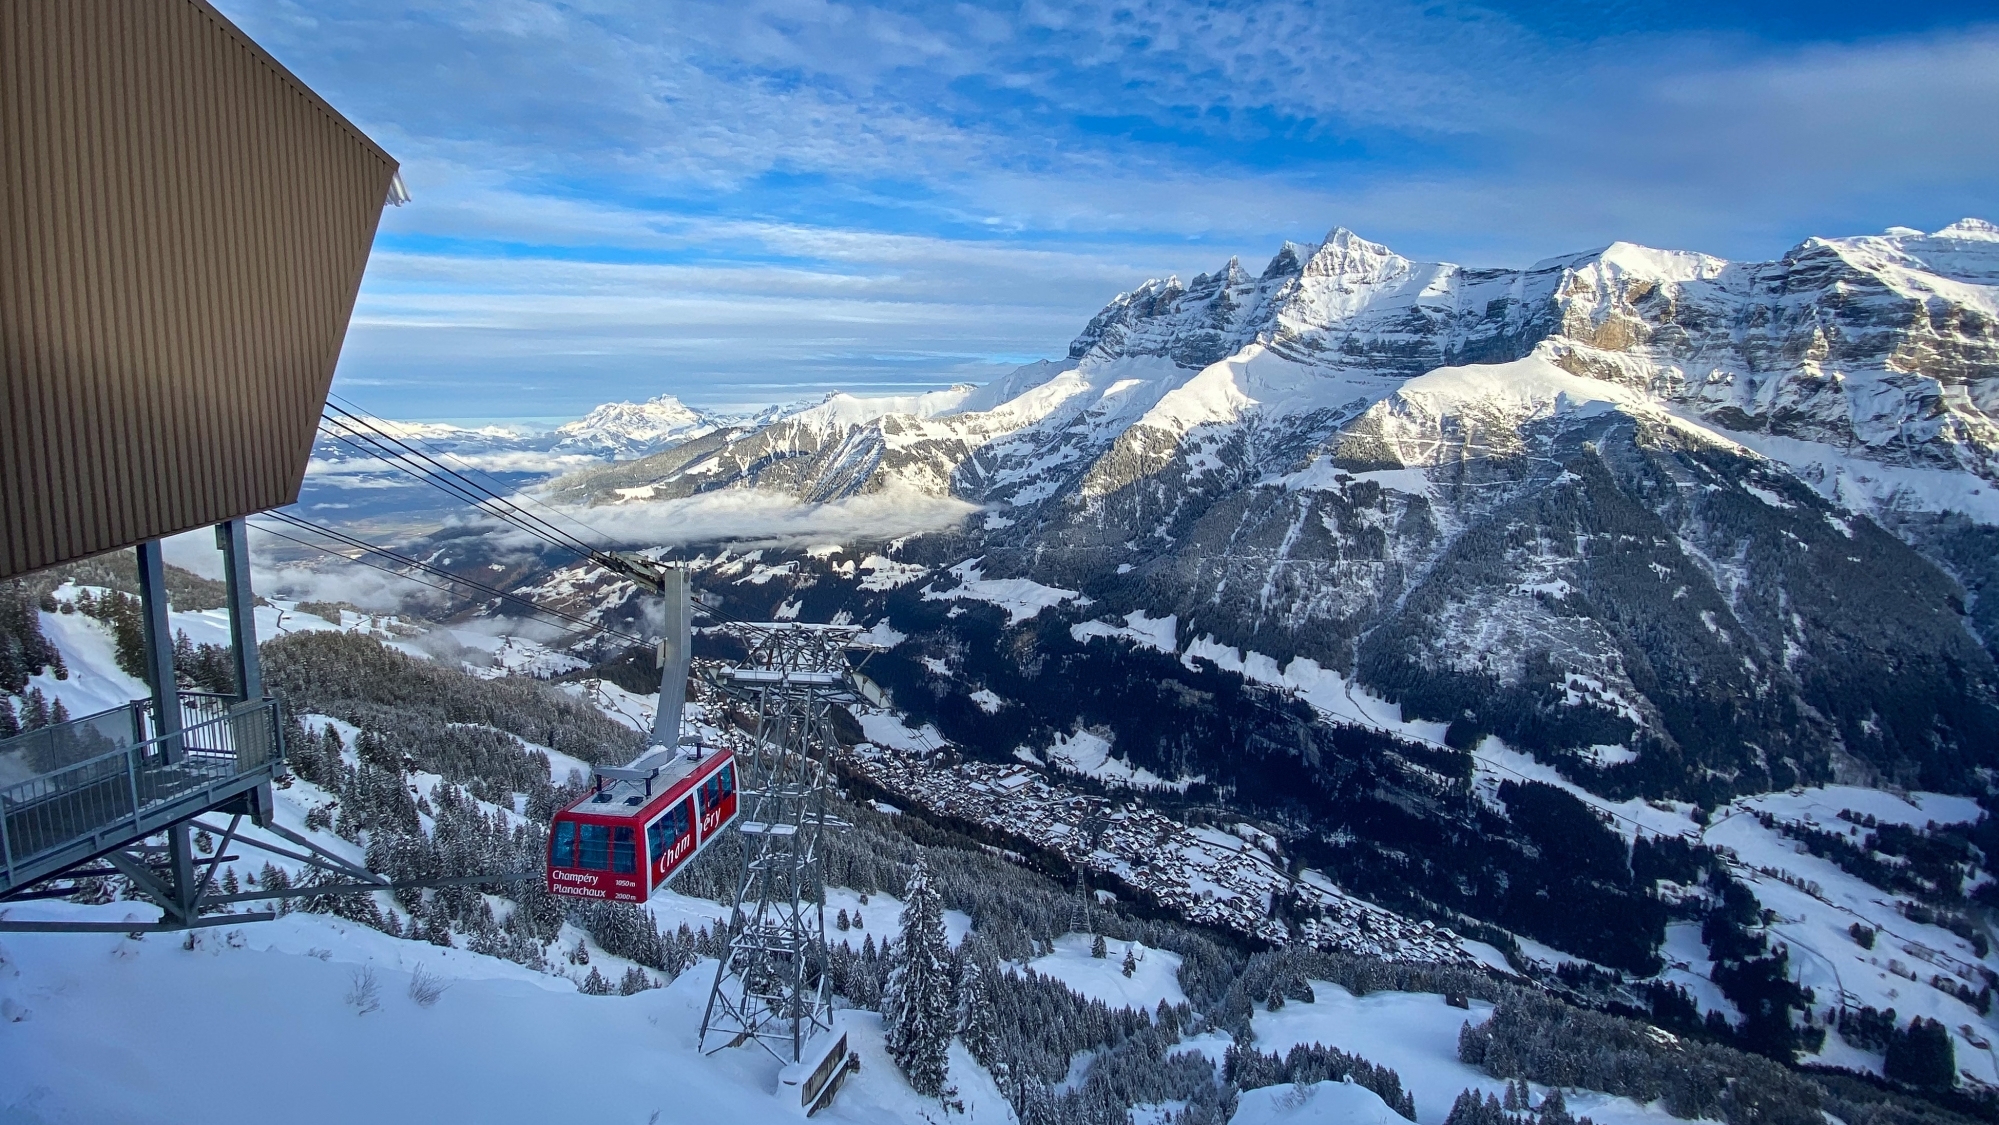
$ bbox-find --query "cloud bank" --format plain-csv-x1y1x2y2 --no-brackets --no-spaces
555,486,977,551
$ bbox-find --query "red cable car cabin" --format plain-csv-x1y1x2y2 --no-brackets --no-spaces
546,747,738,903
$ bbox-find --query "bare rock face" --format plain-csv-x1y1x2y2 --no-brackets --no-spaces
1547,223,1999,477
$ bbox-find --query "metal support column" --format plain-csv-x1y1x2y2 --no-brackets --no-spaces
217,519,278,826
217,519,263,701
137,540,198,916
166,823,198,921
652,565,689,749
135,540,182,758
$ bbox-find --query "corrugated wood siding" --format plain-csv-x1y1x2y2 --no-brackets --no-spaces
1,0,397,580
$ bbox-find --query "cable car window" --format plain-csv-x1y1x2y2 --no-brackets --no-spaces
647,801,691,856
720,764,735,797
579,823,611,870
613,826,637,873
551,819,577,867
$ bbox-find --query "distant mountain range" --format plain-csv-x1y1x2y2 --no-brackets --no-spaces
484,219,1999,800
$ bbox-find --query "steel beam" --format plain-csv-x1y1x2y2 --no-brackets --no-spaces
653,565,689,750
104,850,187,924
0,912,276,934
134,541,182,760
200,819,387,885
217,519,264,701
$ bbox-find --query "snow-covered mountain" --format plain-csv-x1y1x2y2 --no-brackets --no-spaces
313,393,720,471
553,221,1999,509
297,394,728,530
540,220,1999,799
550,393,720,459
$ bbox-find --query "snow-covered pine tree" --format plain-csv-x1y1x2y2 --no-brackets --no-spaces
955,946,1001,1071
1443,1089,1507,1125
1091,933,1107,959
882,861,953,1098
1121,944,1137,978
20,687,47,730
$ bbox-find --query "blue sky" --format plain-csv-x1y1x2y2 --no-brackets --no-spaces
216,0,1999,421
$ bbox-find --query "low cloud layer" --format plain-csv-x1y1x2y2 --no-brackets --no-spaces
557,485,977,551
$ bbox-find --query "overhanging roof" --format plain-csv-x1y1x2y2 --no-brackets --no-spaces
1,0,400,579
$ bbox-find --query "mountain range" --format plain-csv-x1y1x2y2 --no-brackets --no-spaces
507,219,1999,802
260,219,1999,1072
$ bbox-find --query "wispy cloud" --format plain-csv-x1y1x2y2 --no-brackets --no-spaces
215,0,1999,420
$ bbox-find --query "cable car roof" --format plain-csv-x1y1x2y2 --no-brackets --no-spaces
566,746,728,819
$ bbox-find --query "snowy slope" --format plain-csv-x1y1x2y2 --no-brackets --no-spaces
1229,1080,1409,1125
0,910,1013,1125
1247,983,1704,1125
1026,933,1185,1009
2,590,1016,1125
1455,732,1999,1085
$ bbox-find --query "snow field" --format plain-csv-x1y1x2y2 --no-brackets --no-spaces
1470,737,1699,843
0,912,1014,1125
1229,1080,1407,1125
924,560,1089,625
1024,933,1185,1010
1700,805,1999,1083
823,886,972,952
1179,634,1450,748
1734,785,1982,831
1470,722,1999,1085
855,711,948,755
1070,610,1179,655
1247,983,1698,1125
1041,729,1195,792
554,678,659,736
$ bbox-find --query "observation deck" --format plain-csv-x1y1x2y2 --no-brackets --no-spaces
0,692,282,899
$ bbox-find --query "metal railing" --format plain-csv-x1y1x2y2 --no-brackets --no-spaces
0,693,282,891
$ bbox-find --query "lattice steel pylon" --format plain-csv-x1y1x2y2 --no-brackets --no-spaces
698,623,877,1063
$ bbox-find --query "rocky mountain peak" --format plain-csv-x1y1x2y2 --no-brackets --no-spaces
553,393,713,457
1935,217,1999,241
1260,241,1316,280
1301,226,1407,282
